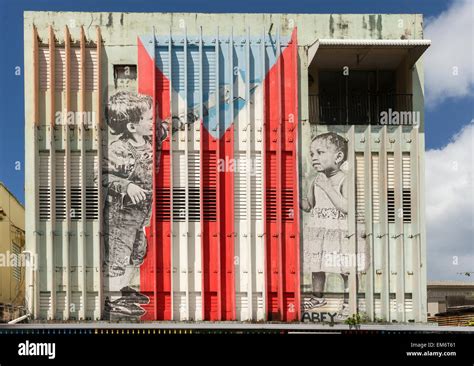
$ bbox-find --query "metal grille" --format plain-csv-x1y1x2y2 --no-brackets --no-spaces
265,152,277,222
402,153,412,222
11,243,21,282
55,48,65,91
188,151,201,222
372,153,380,223
85,48,98,91
235,152,263,221
202,151,217,222
70,48,81,91
39,151,51,220
85,152,99,220
282,152,295,222
356,152,365,223
55,152,66,221
70,152,82,220
39,47,50,90
387,154,395,223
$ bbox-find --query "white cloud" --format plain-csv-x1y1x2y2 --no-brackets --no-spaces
426,121,474,280
424,0,474,106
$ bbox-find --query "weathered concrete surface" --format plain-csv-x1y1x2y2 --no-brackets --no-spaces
24,12,424,46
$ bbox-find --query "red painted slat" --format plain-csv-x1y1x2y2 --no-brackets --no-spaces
291,29,301,321
201,128,219,320
138,37,172,320
264,30,300,321
277,33,285,320
221,126,236,320
138,30,299,322
200,120,205,320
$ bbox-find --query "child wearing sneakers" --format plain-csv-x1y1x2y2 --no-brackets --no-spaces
103,91,155,278
301,132,350,318
102,91,167,319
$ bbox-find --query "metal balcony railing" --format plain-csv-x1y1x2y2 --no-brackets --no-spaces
309,93,413,125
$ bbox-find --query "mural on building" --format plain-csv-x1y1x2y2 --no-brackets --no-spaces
23,12,429,323
102,91,168,319
301,130,356,320
101,29,298,321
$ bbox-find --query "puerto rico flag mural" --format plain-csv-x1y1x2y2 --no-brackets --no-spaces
102,28,299,322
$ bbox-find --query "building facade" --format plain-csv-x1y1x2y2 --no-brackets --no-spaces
428,281,474,317
0,182,25,311
24,12,430,322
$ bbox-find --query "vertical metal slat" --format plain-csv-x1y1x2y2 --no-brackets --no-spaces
394,127,406,321
364,126,375,321
183,25,190,320
380,126,390,320
276,28,284,319
198,25,205,321
47,25,56,320
63,25,72,320
260,26,267,321
168,27,175,321
347,126,357,315
95,26,104,320
152,26,159,320
245,27,253,320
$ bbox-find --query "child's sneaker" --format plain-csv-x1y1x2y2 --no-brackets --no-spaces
302,297,327,311
120,286,150,305
104,297,144,317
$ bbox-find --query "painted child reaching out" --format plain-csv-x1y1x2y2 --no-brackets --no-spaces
103,92,158,278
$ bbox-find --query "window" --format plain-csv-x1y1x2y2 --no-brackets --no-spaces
310,70,412,125
113,64,137,90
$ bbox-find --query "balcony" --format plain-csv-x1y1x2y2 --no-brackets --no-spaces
309,93,413,125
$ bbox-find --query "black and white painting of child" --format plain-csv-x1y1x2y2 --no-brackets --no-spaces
301,132,351,320
102,91,167,320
